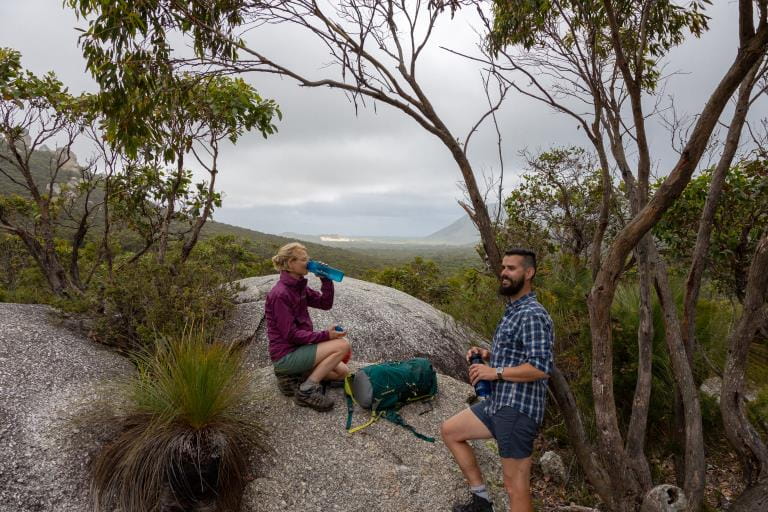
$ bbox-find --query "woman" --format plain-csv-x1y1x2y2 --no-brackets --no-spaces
265,242,350,412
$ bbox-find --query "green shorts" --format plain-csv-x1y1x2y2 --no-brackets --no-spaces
273,344,318,376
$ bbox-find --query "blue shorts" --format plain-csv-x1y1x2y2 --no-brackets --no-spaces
470,402,539,459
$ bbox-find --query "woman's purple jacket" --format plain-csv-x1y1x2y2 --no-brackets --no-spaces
265,271,334,362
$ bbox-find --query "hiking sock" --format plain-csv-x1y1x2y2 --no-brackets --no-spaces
299,379,320,392
469,484,490,502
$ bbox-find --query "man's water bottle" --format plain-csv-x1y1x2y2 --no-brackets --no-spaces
307,260,344,282
469,353,491,398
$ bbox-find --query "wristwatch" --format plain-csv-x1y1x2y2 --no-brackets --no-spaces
495,367,504,381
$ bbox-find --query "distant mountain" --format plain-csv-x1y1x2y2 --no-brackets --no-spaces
423,215,479,245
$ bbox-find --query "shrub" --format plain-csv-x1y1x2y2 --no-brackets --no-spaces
90,327,264,512
82,255,238,351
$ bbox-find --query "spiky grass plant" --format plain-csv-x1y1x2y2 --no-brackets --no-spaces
91,328,263,512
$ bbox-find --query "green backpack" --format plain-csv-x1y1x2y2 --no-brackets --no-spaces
344,357,438,442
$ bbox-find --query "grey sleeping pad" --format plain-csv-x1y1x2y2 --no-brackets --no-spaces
350,369,374,408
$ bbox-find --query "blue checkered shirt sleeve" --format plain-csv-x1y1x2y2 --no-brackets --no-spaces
520,313,553,375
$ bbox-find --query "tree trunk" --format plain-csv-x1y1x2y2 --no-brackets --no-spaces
586,19,768,510
548,366,616,509
682,57,764,360
650,249,705,510
729,481,768,512
721,231,768,494
625,233,654,491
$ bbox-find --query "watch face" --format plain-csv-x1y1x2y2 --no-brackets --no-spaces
496,368,503,379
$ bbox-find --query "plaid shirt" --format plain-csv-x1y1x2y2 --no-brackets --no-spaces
486,292,554,425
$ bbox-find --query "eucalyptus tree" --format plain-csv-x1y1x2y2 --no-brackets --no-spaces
66,0,508,274
98,72,279,265
488,1,768,510
0,48,103,297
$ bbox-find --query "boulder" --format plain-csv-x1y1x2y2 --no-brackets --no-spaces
539,450,566,483
0,303,133,512
700,376,722,404
223,275,488,379
640,485,688,512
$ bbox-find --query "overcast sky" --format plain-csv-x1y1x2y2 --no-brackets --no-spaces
1,1,762,237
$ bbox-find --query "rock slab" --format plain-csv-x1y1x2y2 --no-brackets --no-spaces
226,275,487,379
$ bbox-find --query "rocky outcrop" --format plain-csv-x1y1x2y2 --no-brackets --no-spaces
0,303,133,512
1,302,515,512
223,275,488,380
241,364,509,511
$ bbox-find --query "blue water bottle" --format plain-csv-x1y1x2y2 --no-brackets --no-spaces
307,260,345,282
469,353,491,399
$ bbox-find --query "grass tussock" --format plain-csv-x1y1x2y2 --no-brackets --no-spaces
90,328,263,512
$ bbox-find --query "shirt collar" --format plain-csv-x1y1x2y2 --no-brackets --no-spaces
279,271,307,289
506,291,536,311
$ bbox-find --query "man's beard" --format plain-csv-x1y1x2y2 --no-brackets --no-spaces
499,276,524,296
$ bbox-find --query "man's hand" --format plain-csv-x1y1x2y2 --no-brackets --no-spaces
465,346,490,363
469,363,496,386
328,324,346,339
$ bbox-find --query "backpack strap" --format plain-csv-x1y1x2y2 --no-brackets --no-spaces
346,392,385,434
382,409,435,443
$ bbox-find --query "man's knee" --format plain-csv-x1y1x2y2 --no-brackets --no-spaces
440,415,462,443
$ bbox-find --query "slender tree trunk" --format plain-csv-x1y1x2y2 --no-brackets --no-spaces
441,133,502,274
549,366,616,509
590,133,612,280
650,247,705,510
180,145,219,264
682,58,764,358
157,155,185,264
625,233,654,491
721,231,768,503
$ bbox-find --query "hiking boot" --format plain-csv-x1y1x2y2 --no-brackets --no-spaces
275,374,301,397
452,494,494,512
321,379,345,389
295,384,334,412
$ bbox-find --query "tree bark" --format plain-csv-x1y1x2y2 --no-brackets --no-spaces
682,57,764,360
549,366,615,509
721,230,768,491
650,247,705,510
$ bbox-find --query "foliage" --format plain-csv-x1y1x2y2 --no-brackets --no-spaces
89,327,263,512
80,254,238,351
188,235,274,281
490,0,710,91
499,147,626,263
366,257,452,305
654,161,768,301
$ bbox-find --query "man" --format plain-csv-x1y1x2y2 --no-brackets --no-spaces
441,248,554,512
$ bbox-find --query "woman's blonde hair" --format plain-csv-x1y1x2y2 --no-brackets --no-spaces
272,242,308,271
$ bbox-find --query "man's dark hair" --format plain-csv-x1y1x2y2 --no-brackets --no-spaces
504,248,537,275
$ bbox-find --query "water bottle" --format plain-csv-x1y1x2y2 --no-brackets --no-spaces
307,260,344,282
334,325,351,363
469,353,491,398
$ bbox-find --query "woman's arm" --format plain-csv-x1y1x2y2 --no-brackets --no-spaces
271,295,330,345
306,278,334,310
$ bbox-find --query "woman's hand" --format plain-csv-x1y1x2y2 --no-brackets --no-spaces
465,346,490,363
328,324,346,339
